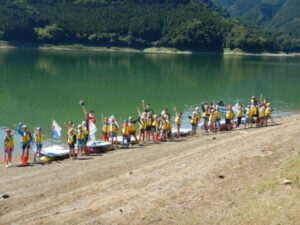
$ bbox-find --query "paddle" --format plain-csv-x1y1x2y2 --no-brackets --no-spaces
3,152,7,164
155,132,159,141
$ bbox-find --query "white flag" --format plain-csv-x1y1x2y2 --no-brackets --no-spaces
108,115,120,128
51,120,62,141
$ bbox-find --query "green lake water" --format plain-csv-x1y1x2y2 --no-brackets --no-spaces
1,48,300,152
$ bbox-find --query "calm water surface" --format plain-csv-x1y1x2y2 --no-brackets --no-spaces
1,48,300,151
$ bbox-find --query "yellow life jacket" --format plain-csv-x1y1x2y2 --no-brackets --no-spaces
122,125,129,135
110,124,118,133
259,107,265,117
252,105,257,114
190,116,197,125
21,132,31,144
84,127,89,135
140,120,146,130
129,122,136,132
68,134,75,144
147,118,152,126
214,110,221,119
196,112,201,120
152,120,159,128
4,135,14,147
77,130,84,140
35,133,42,143
266,107,272,115
237,109,243,117
175,116,182,125
162,121,168,130
226,110,234,120
167,120,172,129
202,111,210,119
102,123,109,133
246,109,251,117
209,114,215,122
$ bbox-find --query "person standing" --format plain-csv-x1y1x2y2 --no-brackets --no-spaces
3,126,17,167
17,122,33,164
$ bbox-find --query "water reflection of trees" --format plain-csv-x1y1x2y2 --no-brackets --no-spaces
1,49,300,119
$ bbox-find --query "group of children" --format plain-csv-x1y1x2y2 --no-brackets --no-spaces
3,123,43,167
3,96,275,167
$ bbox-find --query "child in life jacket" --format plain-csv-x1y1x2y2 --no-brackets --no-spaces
244,105,252,129
236,104,244,129
209,109,216,133
3,126,17,168
102,113,110,142
265,103,275,126
174,107,182,138
128,116,139,144
110,118,119,148
121,120,130,149
68,128,76,159
74,125,84,156
33,126,43,163
187,112,198,136
17,122,33,164
225,105,234,131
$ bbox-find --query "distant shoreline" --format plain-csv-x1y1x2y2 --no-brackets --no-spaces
1,42,300,57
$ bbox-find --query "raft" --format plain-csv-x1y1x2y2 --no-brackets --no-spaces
87,141,113,153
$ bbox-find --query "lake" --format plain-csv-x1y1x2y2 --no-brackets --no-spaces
1,48,300,152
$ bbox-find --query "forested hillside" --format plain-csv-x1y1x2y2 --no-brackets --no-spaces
213,0,300,38
0,0,299,52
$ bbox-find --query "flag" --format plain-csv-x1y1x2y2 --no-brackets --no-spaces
51,120,62,142
89,119,97,141
232,103,239,113
109,115,120,128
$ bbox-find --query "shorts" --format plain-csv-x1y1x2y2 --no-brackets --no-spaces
140,129,145,134
103,132,109,140
191,124,197,131
5,146,13,153
266,115,271,119
225,119,231,125
260,116,265,119
245,116,251,123
22,143,30,150
111,132,117,138
84,134,89,144
152,126,157,133
237,117,242,125
129,131,136,136
203,118,209,126
208,121,215,126
77,139,83,147
68,143,75,148
123,135,130,141
215,119,221,126
146,126,152,131
36,143,42,150
162,130,167,134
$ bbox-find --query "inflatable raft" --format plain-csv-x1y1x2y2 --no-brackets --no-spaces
40,145,69,162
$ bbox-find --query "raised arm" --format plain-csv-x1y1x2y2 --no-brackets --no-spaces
260,94,263,104
142,100,146,111
17,122,23,136
201,101,205,112
102,113,104,122
174,107,178,117
80,103,88,115
137,107,141,117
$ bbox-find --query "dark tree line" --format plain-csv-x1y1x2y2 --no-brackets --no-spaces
0,0,299,52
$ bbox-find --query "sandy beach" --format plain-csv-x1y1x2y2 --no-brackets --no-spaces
1,113,300,224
